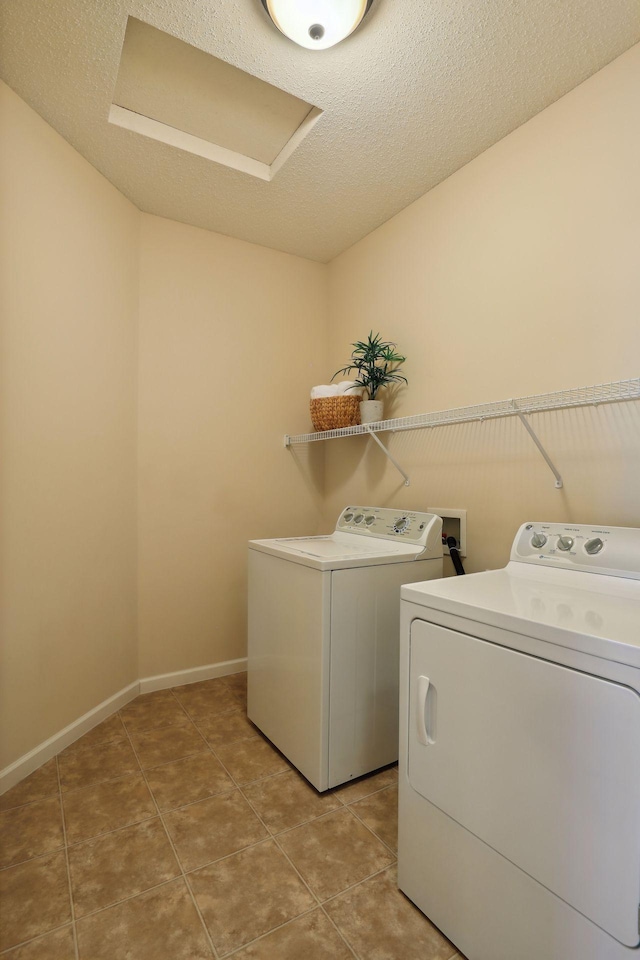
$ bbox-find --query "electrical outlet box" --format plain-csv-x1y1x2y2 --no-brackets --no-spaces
427,507,467,557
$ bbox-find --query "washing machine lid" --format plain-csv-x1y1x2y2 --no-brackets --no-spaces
249,507,443,571
249,532,426,570
402,562,640,667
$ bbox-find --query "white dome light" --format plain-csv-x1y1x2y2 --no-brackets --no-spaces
262,0,372,50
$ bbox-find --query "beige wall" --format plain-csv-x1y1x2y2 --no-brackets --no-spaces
2,42,639,771
0,82,139,768
325,45,640,572
0,81,327,769
137,215,327,678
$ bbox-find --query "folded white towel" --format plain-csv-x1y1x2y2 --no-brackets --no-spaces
310,385,341,399
310,381,363,399
337,381,364,396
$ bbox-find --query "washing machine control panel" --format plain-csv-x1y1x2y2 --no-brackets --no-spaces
337,506,441,548
511,522,640,580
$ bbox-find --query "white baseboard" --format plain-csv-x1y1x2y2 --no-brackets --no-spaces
0,681,140,795
0,657,248,796
139,657,248,694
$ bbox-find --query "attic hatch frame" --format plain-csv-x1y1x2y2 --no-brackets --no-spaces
284,378,640,488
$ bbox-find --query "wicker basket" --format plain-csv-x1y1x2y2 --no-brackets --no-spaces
310,395,362,431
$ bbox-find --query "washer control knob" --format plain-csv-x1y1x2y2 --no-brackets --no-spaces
365,515,375,526
343,512,354,523
531,533,547,549
557,536,574,552
393,517,409,534
585,537,604,555
354,513,364,524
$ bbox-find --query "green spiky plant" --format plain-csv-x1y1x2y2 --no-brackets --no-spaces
332,331,407,400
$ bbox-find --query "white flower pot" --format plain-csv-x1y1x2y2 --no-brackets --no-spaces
360,400,384,424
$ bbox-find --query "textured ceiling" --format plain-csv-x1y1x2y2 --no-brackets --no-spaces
1,0,638,262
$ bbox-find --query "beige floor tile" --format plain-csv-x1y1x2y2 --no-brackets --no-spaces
172,679,240,721
214,736,289,784
336,765,398,803
76,878,213,960
163,790,268,871
278,808,395,901
232,909,353,960
224,672,247,697
325,865,456,960
120,688,174,713
0,713,458,960
196,710,257,748
68,817,180,918
0,852,71,952
66,714,127,751
224,673,248,710
1,925,76,959
351,784,398,853
120,690,190,734
190,839,316,954
129,723,207,769
232,690,248,711
57,739,139,792
62,773,157,844
0,797,65,869
145,752,233,812
0,761,59,812
243,770,341,835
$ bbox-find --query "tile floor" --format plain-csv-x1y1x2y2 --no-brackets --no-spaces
0,672,466,959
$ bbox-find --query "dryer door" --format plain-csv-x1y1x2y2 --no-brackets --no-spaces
408,620,640,947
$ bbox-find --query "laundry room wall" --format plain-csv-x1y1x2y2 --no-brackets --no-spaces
324,44,640,573
2,40,638,772
137,214,328,679
0,82,139,770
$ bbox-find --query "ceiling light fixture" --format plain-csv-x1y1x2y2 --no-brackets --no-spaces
261,0,373,50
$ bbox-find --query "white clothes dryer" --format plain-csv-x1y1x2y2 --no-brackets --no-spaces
248,506,443,791
398,521,640,960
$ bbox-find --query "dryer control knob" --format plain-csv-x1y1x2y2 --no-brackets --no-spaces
531,533,547,549
584,537,604,555
557,536,574,551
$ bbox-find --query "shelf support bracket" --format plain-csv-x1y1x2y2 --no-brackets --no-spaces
511,401,563,489
365,426,410,486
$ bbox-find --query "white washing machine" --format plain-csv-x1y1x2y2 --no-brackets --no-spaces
248,506,443,791
398,521,640,960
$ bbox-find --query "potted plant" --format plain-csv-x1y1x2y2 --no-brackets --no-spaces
332,331,407,423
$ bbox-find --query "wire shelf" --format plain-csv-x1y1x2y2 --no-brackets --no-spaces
285,378,640,446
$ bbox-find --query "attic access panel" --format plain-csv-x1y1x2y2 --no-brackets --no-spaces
109,17,322,181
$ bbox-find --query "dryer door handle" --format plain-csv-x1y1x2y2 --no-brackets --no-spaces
416,675,436,745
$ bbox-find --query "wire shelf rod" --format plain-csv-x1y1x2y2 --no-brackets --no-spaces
284,378,640,447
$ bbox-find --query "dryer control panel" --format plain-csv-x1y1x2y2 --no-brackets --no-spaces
336,506,442,550
512,522,640,580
